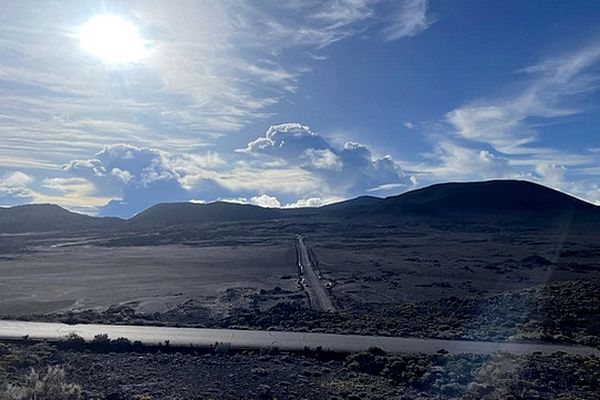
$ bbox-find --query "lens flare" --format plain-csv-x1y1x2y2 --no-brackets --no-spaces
79,14,148,64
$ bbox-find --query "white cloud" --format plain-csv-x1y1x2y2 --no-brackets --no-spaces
285,195,345,208
422,140,516,180
57,119,420,216
111,168,134,184
0,171,35,205
211,164,323,195
63,142,326,216
237,123,326,154
447,44,600,154
240,123,415,197
381,0,432,41
1,171,34,188
313,0,374,24
38,177,111,210
42,177,88,193
434,43,600,204
63,144,191,216
366,183,408,192
301,148,343,170
534,163,567,187
219,194,281,208
1,1,429,172
250,194,281,208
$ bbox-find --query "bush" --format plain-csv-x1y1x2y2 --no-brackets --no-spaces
61,334,86,351
345,351,388,375
1,366,81,400
0,344,11,356
91,334,110,352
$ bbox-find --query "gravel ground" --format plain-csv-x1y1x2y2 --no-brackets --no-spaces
1,343,411,400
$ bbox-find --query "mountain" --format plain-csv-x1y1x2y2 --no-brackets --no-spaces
128,201,283,228
1,180,598,233
334,180,600,224
0,204,122,233
382,180,594,212
318,195,384,217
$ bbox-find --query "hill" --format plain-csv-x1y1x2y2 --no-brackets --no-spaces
127,201,283,228
0,204,121,233
369,180,598,218
1,180,598,232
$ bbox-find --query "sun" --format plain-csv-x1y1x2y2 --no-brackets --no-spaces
79,14,149,64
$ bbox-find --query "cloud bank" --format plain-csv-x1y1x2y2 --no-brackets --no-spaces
56,123,416,217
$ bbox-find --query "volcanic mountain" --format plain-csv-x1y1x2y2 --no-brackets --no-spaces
1,180,598,232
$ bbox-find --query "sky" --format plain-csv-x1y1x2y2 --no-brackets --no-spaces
1,0,600,217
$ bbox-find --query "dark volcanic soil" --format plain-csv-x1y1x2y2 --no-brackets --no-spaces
0,343,405,400
1,342,599,400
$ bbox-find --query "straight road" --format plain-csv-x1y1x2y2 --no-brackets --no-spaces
296,235,336,312
1,320,598,356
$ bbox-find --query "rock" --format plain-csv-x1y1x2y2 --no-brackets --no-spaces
257,384,272,400
251,367,269,376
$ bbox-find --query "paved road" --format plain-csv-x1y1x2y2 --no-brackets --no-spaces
297,235,336,312
1,320,598,356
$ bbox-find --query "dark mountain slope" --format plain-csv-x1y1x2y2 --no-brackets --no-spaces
1,180,598,233
128,201,283,228
0,204,121,233
355,180,600,224
318,195,384,217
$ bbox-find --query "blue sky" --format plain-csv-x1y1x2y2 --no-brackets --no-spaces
1,0,600,217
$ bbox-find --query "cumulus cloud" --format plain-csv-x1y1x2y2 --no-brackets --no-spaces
2,171,34,188
240,123,415,197
65,144,179,187
284,196,345,208
221,194,282,208
63,142,324,216
64,144,190,217
534,163,567,188
250,194,281,208
221,193,346,209
301,148,343,171
58,121,420,217
0,171,35,205
237,123,329,155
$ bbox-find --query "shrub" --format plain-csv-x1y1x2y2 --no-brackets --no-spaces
0,344,11,356
345,352,387,375
1,366,81,400
60,334,86,351
91,334,110,352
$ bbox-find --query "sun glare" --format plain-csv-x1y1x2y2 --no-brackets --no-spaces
79,14,148,64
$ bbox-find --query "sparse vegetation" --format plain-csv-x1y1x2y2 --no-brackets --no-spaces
0,340,598,399
344,349,600,399
1,367,81,400
1,182,599,398
24,279,598,351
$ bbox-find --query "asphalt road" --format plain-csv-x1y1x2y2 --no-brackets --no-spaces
297,235,336,312
1,320,598,356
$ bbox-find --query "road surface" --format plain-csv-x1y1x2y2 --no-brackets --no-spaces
297,235,336,312
1,320,598,356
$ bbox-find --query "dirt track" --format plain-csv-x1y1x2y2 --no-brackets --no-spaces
297,235,335,312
